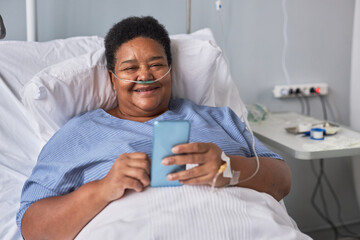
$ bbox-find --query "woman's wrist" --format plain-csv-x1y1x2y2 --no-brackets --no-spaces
216,153,240,187
86,179,113,206
216,174,231,187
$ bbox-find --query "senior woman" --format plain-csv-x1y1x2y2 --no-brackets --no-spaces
18,16,291,239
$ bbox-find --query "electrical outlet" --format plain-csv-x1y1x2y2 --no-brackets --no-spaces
273,83,328,98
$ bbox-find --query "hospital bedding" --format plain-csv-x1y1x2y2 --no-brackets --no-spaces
0,29,311,239
0,76,40,240
76,186,307,240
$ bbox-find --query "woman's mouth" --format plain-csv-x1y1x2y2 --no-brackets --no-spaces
134,86,159,93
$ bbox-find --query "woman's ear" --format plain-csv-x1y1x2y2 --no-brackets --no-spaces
108,71,116,92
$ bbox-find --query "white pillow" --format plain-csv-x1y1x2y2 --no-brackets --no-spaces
0,36,104,99
21,48,116,141
171,29,248,120
170,37,219,106
21,29,247,142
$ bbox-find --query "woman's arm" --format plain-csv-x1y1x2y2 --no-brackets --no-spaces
22,180,107,240
162,143,291,201
21,152,150,240
228,155,291,201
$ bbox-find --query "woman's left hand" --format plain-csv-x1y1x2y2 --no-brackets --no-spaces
162,142,230,187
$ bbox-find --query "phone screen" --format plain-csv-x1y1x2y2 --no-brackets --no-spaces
150,120,190,187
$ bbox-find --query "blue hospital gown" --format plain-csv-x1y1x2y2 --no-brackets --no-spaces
16,98,282,230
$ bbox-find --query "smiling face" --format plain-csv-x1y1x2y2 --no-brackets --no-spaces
109,37,172,122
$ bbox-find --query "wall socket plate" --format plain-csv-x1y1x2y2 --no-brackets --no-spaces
273,83,328,98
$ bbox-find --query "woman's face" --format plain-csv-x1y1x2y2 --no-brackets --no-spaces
110,37,172,120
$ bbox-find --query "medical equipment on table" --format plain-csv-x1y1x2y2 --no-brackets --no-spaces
310,128,325,140
285,122,340,136
247,103,269,123
250,111,360,159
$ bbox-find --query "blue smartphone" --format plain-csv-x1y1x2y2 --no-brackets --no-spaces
151,120,190,187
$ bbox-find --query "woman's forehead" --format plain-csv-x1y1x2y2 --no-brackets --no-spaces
115,37,166,64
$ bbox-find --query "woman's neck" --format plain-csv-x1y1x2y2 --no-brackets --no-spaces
107,107,168,122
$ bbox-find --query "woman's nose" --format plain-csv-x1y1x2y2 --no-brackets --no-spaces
137,66,154,82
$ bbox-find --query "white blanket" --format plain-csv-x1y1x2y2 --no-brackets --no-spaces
0,78,42,240
76,186,311,240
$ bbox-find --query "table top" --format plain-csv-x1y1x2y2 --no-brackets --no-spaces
248,112,360,160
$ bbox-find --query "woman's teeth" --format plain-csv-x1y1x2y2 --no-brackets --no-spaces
135,87,157,92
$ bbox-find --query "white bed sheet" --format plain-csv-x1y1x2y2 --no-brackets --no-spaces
76,186,311,240
0,77,42,240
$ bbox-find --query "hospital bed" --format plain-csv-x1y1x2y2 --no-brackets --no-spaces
0,28,311,239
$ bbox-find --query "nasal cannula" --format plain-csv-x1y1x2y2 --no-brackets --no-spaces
111,65,171,84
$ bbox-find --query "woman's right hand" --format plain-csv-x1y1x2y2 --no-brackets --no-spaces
22,153,150,240
99,152,151,202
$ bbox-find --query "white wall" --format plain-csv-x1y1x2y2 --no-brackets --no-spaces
1,0,358,236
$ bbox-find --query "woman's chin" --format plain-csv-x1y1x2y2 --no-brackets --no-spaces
134,99,168,116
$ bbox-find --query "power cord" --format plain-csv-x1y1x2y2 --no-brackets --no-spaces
311,160,360,239
303,95,310,115
318,94,328,121
326,92,340,123
295,89,310,115
310,159,339,240
310,93,360,239
296,96,305,115
322,167,360,238
312,87,338,123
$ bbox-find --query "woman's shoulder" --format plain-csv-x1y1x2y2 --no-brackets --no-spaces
48,109,106,141
171,98,233,114
65,108,105,126
169,98,239,124
40,108,108,155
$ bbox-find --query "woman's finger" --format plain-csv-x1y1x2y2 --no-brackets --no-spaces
121,176,145,192
102,152,151,200
126,158,151,175
124,167,150,187
123,152,149,159
162,153,206,166
179,174,214,185
167,165,209,181
172,142,210,154
118,152,150,175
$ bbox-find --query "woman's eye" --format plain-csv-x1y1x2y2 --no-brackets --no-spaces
123,67,138,71
150,64,165,68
